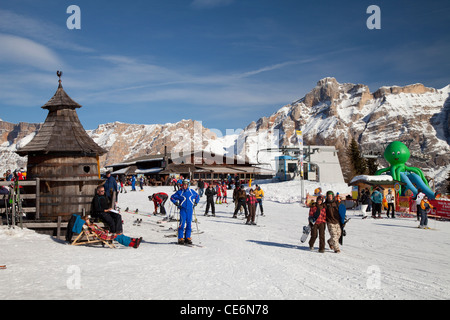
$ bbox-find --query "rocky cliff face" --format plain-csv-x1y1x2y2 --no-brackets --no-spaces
234,77,450,184
88,119,219,166
0,121,41,175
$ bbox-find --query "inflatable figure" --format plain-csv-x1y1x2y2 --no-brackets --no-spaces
375,141,434,199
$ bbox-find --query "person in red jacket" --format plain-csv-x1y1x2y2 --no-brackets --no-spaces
221,183,228,204
246,189,257,225
215,183,222,204
149,192,168,215
308,195,327,253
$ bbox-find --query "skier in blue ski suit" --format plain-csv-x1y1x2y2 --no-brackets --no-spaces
170,180,199,244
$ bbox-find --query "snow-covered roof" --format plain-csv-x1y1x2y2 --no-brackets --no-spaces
350,175,394,184
348,174,407,187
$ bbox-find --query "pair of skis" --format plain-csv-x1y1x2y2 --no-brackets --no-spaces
5,173,24,229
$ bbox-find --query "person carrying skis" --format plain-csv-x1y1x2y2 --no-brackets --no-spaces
254,184,264,216
308,195,327,252
149,192,168,215
170,179,199,245
204,184,216,217
325,191,341,253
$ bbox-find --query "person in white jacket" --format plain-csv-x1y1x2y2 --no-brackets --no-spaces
415,189,425,221
385,189,395,218
360,188,370,218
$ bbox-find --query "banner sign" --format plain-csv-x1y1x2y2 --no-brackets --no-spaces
405,197,450,219
429,199,450,219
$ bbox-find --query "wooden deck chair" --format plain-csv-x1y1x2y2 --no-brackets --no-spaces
71,226,116,248
69,214,116,248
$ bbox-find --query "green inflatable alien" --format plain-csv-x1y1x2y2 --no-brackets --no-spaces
375,141,430,188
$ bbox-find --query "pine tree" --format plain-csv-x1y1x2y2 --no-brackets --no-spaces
347,138,367,175
367,158,379,175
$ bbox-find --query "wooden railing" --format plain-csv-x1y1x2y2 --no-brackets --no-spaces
0,179,40,225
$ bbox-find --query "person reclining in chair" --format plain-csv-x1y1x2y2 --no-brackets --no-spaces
81,216,142,248
91,186,123,234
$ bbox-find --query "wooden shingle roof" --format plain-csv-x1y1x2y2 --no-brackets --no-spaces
16,76,107,156
41,81,82,111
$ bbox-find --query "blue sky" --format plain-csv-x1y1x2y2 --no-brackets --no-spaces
0,0,449,132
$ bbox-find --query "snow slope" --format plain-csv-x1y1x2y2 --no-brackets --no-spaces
1,180,450,300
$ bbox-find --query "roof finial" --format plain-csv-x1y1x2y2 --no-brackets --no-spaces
56,70,63,87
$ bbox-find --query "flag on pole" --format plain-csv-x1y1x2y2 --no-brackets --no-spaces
296,130,303,177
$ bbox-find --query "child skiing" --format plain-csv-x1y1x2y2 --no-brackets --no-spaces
216,183,222,204
418,196,434,229
221,183,228,204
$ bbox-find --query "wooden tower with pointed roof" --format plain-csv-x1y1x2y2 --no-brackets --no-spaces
17,71,107,222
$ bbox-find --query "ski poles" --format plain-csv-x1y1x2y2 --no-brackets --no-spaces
255,202,260,225
193,207,201,244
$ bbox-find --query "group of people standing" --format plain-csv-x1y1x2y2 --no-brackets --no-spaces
359,187,396,219
359,187,435,229
148,180,266,244
230,184,264,225
307,191,345,253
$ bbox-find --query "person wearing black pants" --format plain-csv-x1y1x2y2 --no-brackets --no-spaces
386,189,395,218
204,184,216,216
92,186,123,234
233,185,248,218
150,193,168,215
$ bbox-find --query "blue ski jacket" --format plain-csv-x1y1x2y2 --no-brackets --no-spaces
170,188,199,213
371,190,383,204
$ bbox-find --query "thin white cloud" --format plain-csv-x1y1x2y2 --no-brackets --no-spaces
0,33,63,70
235,58,319,79
78,54,304,104
0,9,94,53
191,0,234,9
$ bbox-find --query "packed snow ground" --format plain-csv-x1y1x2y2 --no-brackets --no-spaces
1,180,450,300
